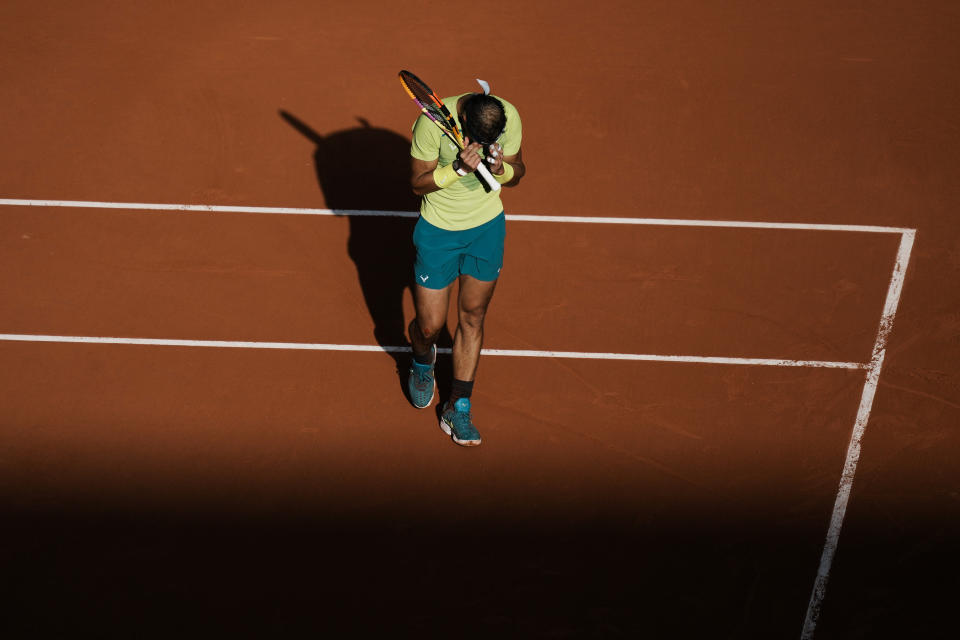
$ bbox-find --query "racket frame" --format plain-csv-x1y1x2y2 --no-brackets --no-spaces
399,71,501,192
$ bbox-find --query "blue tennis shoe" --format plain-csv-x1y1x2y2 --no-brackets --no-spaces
440,397,482,447
407,345,436,409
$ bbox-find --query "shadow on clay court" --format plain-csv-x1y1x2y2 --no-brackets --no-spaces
278,110,455,401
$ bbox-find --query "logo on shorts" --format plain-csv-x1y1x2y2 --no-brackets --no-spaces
419,274,429,283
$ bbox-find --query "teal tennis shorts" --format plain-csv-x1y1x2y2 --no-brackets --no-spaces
413,212,506,290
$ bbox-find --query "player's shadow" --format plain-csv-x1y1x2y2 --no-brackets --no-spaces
279,111,454,400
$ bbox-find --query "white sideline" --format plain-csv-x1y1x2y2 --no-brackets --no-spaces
0,334,865,369
0,198,912,233
800,229,916,639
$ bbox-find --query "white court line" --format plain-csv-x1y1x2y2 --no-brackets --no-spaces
0,334,865,369
801,229,916,639
1,197,919,637
0,198,913,233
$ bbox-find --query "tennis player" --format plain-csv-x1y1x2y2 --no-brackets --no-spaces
406,88,525,446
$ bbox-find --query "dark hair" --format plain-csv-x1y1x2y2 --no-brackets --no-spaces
462,94,506,144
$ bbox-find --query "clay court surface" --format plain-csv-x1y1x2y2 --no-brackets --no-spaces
1,2,958,637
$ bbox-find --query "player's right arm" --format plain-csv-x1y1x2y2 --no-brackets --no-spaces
411,139,485,196
411,157,440,196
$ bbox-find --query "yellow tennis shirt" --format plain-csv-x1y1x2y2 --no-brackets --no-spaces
410,93,522,231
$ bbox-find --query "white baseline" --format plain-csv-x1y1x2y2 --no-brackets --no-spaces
0,334,865,369
0,198,912,234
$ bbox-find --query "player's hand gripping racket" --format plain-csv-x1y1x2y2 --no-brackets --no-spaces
398,70,500,192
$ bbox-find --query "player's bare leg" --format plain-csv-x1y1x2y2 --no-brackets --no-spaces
409,282,452,356
438,274,497,446
451,274,498,382
406,282,452,409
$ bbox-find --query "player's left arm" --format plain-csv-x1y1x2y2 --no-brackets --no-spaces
486,144,525,188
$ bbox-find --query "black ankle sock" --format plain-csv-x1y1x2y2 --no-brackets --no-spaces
450,378,474,401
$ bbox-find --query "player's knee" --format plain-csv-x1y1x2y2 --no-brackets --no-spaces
459,304,487,331
421,323,444,342
412,317,444,343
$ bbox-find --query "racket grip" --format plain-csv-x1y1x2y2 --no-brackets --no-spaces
475,162,501,192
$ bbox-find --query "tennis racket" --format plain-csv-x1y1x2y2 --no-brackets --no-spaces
398,70,500,192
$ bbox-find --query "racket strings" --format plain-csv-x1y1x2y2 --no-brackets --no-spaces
399,73,442,114
398,71,429,98
400,71,461,140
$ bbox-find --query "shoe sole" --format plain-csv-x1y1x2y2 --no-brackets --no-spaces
439,416,481,446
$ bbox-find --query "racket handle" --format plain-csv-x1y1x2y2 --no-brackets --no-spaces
475,162,501,192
